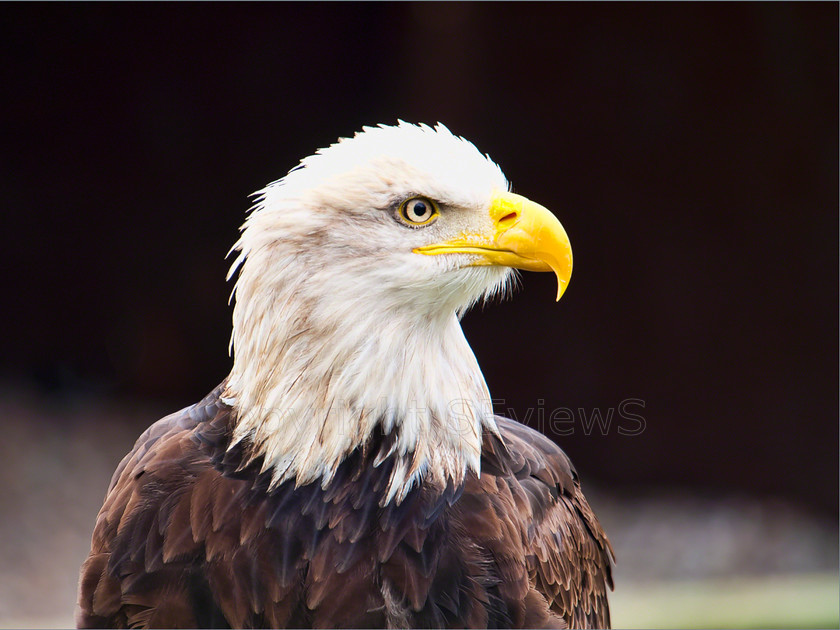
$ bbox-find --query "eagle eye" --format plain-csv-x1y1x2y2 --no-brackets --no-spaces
398,197,439,227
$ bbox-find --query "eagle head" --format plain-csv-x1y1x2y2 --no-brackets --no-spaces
225,122,572,502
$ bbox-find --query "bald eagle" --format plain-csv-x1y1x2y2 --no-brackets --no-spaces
77,123,614,629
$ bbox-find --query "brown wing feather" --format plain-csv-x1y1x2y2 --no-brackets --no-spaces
487,416,615,629
78,387,248,628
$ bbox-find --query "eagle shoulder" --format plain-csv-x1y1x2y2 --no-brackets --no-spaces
473,416,615,629
77,385,252,628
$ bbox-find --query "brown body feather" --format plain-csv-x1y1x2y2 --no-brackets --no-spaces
77,384,613,629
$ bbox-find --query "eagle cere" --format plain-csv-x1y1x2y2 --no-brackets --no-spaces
77,122,614,629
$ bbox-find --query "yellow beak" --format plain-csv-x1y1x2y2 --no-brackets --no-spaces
413,191,573,300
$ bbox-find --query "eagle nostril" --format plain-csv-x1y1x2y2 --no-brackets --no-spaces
498,212,518,228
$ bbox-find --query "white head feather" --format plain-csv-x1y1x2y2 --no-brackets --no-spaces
225,122,512,502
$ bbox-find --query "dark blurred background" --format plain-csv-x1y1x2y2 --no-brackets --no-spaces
0,3,837,627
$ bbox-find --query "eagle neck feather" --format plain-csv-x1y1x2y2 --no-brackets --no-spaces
224,265,497,504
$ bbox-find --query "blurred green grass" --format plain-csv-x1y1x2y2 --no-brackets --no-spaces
610,572,839,629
